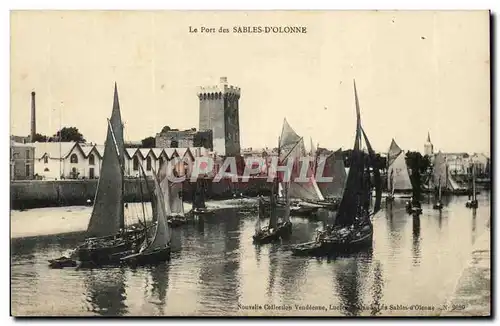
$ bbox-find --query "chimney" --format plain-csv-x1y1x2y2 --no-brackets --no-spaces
30,91,36,142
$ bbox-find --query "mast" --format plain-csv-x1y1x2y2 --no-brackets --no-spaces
472,164,476,201
438,176,442,201
86,84,125,238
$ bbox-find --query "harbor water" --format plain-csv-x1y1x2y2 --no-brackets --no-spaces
10,194,490,316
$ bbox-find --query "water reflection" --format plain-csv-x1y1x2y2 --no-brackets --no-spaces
10,195,491,316
84,267,128,316
147,263,170,314
198,209,241,313
267,247,278,298
333,249,373,316
471,208,477,244
412,215,421,265
369,260,384,316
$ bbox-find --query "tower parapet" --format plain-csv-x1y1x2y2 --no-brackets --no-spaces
198,77,241,156
197,77,241,99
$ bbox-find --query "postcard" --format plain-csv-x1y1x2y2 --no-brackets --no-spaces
10,10,491,317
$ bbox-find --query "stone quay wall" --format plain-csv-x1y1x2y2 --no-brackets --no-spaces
10,177,273,209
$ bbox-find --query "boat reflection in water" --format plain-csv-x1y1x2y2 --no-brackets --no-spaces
412,215,421,266
331,249,373,316
84,267,128,316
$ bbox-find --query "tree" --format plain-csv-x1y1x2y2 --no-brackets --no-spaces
51,127,86,142
405,151,431,196
141,136,156,148
32,133,48,142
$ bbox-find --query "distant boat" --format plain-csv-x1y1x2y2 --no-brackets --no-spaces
466,165,478,208
190,177,214,216
292,80,382,256
269,118,331,215
254,136,292,244
121,166,172,266
50,84,147,268
386,139,412,201
433,152,468,195
433,175,444,210
157,166,189,227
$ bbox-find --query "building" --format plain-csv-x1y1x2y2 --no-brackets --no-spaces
469,153,490,176
424,132,434,157
155,128,213,150
10,141,35,180
30,141,208,180
198,77,241,156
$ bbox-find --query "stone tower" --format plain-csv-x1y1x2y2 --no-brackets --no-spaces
424,131,434,157
198,77,241,156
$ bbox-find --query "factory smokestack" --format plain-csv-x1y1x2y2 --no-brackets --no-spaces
30,91,36,142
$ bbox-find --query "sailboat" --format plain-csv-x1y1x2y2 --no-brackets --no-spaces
432,152,468,195
386,139,413,202
465,165,478,208
433,176,444,210
121,166,172,266
275,119,326,216
386,169,395,202
49,84,148,268
190,177,214,215
158,167,189,227
253,138,292,244
291,80,382,256
405,166,423,215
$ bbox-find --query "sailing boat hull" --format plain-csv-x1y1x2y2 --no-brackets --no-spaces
291,226,373,257
75,230,146,266
253,222,292,244
167,216,188,228
465,200,478,208
260,198,321,217
120,246,171,266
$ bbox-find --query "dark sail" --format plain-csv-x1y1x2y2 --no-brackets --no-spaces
193,178,207,209
317,148,347,199
334,81,363,227
86,84,125,237
361,127,382,215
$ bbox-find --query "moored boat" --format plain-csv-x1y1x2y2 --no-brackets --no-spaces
254,136,293,244
292,80,382,257
121,166,172,266
50,84,147,268
466,165,478,208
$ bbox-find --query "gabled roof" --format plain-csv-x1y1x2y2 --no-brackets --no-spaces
80,144,94,157
176,148,187,158
138,148,151,158
164,148,177,159
151,148,164,159
30,141,77,159
125,148,139,159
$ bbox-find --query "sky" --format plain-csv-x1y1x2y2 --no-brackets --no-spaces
10,10,490,155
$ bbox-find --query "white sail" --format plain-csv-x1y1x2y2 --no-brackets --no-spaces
158,159,185,217
279,121,323,201
142,169,171,253
387,151,412,191
433,152,448,189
